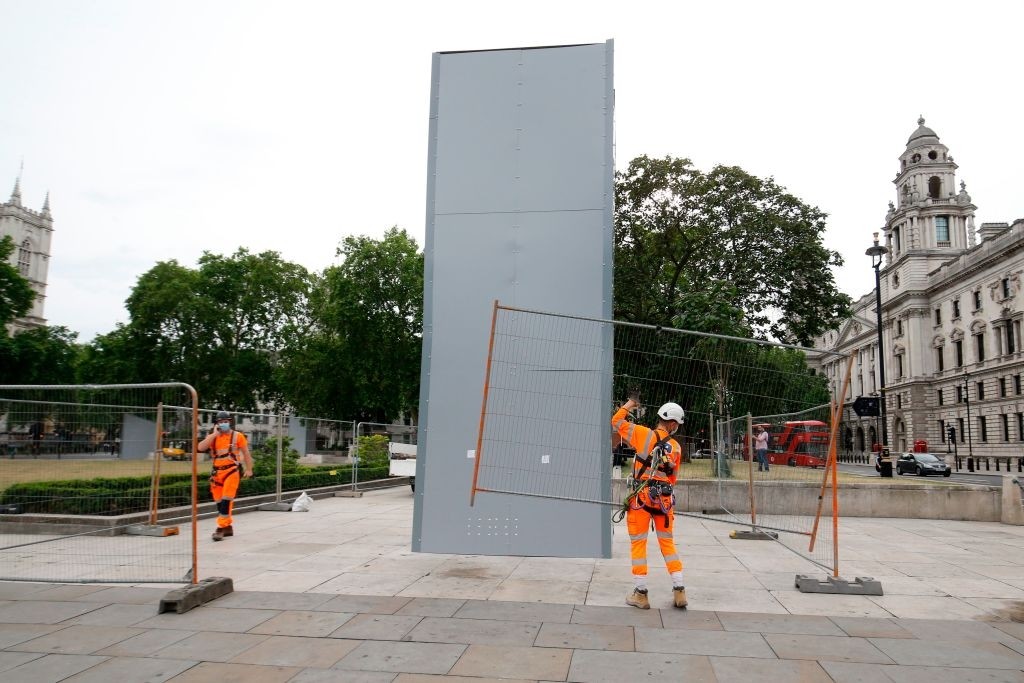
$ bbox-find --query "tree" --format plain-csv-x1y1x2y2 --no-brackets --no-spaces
0,235,35,329
614,155,851,344
84,249,313,411
279,227,423,422
0,325,80,384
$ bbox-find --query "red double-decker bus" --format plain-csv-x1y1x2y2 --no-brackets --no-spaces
744,420,830,468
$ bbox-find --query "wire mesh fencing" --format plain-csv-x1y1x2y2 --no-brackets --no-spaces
471,303,853,574
0,383,199,583
354,421,418,491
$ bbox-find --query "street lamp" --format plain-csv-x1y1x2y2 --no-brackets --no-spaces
866,233,890,458
963,371,975,472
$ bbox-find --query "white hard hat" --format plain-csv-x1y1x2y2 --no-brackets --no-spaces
657,402,685,424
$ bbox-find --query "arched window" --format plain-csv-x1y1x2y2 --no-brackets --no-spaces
17,240,31,276
894,418,907,452
928,176,941,199
856,427,865,452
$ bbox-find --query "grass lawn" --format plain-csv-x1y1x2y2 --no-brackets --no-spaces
0,458,212,492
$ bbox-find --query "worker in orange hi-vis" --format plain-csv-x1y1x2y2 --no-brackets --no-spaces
197,410,253,542
612,392,687,610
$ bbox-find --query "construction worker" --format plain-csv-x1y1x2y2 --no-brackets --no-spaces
197,411,253,541
612,394,687,610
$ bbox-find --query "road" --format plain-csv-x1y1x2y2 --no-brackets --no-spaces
837,462,1011,486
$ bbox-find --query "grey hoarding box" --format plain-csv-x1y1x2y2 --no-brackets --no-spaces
413,41,615,557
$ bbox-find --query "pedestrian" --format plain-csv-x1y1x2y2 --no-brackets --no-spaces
612,393,687,610
197,410,253,541
755,426,770,472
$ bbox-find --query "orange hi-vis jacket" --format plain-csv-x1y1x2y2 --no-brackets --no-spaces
210,430,247,478
612,406,681,490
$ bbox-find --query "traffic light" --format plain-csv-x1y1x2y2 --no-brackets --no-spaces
946,425,956,442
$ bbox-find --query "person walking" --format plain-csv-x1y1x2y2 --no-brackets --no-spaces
612,394,687,610
198,411,253,541
754,426,770,472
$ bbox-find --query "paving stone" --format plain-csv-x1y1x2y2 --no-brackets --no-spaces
571,604,664,628
161,661,302,682
330,613,422,641
893,617,1024,644
659,609,723,631
681,587,788,614
135,606,278,632
489,578,590,604
393,675,533,683
312,572,421,596
709,656,832,683
869,595,992,620
765,633,893,663
405,616,540,646
231,634,360,668
151,631,269,662
449,644,571,680
61,655,197,682
718,611,846,636
248,610,355,637
397,575,502,600
993,621,1024,641
0,623,64,648
290,671,396,683
830,616,914,638
0,582,51,599
94,628,195,656
13,623,142,655
333,641,465,675
65,603,156,626
821,660,1024,682
567,649,716,683
534,622,634,651
213,591,335,611
68,587,170,604
453,599,574,623
2,653,108,682
0,600,102,624
636,626,776,658
0,650,44,672
314,594,412,615
30,584,110,601
394,597,466,618
869,637,1024,669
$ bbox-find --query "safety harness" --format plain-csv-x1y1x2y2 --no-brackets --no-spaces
209,431,242,483
613,429,675,523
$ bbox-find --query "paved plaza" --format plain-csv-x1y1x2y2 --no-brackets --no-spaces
1,486,1023,680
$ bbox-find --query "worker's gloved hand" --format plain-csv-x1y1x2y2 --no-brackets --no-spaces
627,386,641,403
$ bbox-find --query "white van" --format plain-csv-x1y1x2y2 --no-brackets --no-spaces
388,442,417,491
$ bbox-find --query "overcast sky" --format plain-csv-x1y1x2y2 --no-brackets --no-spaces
2,0,1021,342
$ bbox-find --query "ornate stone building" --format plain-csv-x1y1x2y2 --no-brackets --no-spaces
815,118,1024,459
0,175,52,331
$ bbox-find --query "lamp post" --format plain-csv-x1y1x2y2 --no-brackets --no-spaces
963,371,975,472
866,233,890,476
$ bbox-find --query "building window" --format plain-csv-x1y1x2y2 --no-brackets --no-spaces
896,320,904,336
954,340,964,367
958,417,965,442
1008,323,1017,354
896,394,903,409
893,227,902,253
975,332,986,362
935,308,942,325
973,290,982,310
936,347,944,372
1001,377,1008,397
939,419,946,442
952,299,960,318
1003,414,1010,442
1003,278,1012,299
1017,374,1023,395
1019,413,1024,442
17,240,30,276
937,388,944,405
956,385,964,403
978,416,987,442
928,176,941,199
977,381,985,400
935,216,950,242
896,354,904,379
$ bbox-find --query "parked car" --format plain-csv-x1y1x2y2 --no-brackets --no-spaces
693,449,722,459
896,452,951,477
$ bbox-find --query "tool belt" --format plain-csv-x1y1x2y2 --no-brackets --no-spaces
212,462,238,472
634,479,674,515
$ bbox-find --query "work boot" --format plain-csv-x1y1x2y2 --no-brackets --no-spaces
626,588,650,610
673,585,688,609
211,525,233,542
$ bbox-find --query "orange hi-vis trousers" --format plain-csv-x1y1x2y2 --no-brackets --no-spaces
627,505,683,577
210,467,240,529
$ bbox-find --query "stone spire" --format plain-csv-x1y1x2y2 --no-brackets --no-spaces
9,176,22,207
41,191,50,215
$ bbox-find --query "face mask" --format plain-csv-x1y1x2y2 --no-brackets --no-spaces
217,422,231,433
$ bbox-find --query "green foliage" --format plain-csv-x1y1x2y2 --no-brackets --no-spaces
0,325,80,384
251,435,302,476
356,434,389,470
0,235,35,328
614,155,852,344
279,227,423,422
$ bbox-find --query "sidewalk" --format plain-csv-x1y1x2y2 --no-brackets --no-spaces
0,487,1023,680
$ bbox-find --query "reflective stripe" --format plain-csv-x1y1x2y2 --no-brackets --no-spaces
631,557,647,566
655,531,673,539
613,418,626,431
629,533,647,542
663,554,679,563
640,431,655,455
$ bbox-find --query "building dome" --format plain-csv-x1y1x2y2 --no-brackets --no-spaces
907,116,940,147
